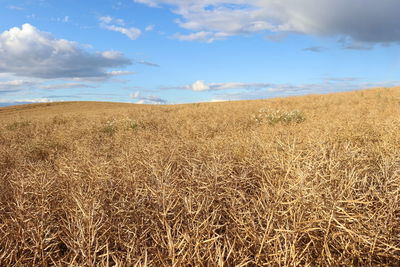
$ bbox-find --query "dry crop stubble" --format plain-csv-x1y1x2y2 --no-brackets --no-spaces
0,87,399,265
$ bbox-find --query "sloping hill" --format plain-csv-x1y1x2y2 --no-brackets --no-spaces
1,87,399,265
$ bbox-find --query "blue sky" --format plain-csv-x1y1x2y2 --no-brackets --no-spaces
0,0,399,105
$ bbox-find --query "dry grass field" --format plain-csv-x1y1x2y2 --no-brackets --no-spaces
0,87,400,266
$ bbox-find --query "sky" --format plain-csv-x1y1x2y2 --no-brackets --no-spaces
0,0,399,106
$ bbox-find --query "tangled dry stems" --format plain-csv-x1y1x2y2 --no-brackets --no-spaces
0,88,399,266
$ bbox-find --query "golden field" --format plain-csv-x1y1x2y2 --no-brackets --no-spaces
0,87,399,266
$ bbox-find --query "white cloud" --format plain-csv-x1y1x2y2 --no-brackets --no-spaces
103,25,142,40
0,80,34,87
131,91,167,104
324,77,359,82
131,91,140,98
99,16,113,24
0,80,38,92
134,0,160,8
213,80,400,101
145,25,155,31
8,5,24,11
39,83,94,90
137,60,160,67
174,31,230,42
339,38,374,50
135,0,400,44
107,70,136,76
164,79,400,101
99,16,141,40
210,99,229,102
0,24,131,79
303,46,326,52
99,16,125,26
175,80,272,91
17,98,52,103
190,80,210,91
0,98,52,104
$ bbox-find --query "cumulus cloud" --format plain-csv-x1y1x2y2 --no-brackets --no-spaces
99,16,142,40
131,91,167,104
135,0,400,44
189,80,210,91
0,24,132,79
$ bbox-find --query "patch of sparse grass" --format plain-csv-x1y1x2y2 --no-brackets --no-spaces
52,115,68,125
5,120,30,130
254,108,305,125
127,120,138,130
101,120,117,136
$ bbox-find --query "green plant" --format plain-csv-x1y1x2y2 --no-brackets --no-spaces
52,115,68,125
127,120,138,130
254,108,305,125
101,120,117,136
5,121,31,130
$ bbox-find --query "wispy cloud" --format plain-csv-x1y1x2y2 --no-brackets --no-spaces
0,80,38,93
210,99,229,103
165,80,272,91
145,25,155,31
107,71,136,76
39,83,94,90
212,80,400,101
137,60,160,67
324,77,359,82
112,1,124,10
0,98,52,104
160,77,400,102
131,91,167,104
134,0,160,8
264,33,289,42
99,16,125,25
45,95,82,99
104,25,142,40
303,46,326,52
99,16,142,40
7,5,24,11
174,31,230,43
339,38,373,51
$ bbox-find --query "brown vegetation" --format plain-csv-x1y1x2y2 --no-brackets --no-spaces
0,88,400,266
